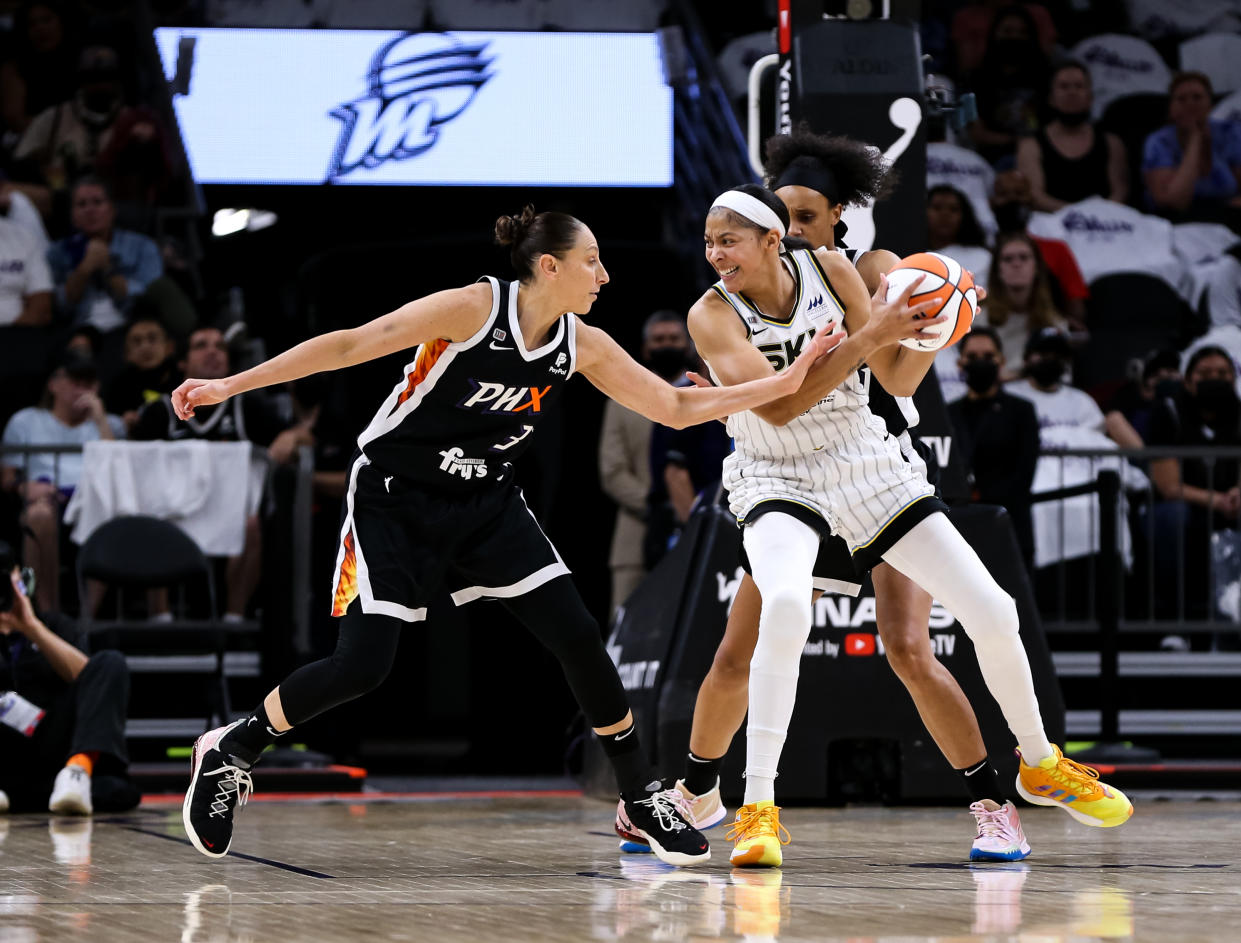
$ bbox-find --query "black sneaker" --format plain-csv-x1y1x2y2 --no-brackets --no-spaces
621,784,711,867
182,721,255,858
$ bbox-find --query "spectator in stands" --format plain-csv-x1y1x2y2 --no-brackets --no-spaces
1103,348,1182,447
0,211,52,327
964,4,1050,166
13,44,171,224
131,325,293,619
1,351,124,612
0,558,140,816
947,326,1040,564
950,0,1057,77
1016,61,1129,211
1006,327,1096,424
0,2,81,134
103,310,180,433
981,232,1067,374
598,310,690,617
0,174,51,247
991,169,1089,330
926,184,992,290
47,175,161,335
1142,72,1241,229
1146,345,1241,620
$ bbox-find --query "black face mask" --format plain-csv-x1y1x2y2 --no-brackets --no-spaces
1050,107,1091,127
994,202,1031,233
963,359,1000,393
647,346,688,380
1153,377,1183,401
1028,358,1065,387
1194,379,1239,417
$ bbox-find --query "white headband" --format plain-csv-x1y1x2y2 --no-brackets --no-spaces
710,189,787,238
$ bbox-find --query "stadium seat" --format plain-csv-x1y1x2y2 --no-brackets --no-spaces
1076,273,1192,389
1072,34,1172,119
1099,93,1170,209
1179,33,1241,96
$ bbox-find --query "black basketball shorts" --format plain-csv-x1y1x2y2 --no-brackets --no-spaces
330,454,569,622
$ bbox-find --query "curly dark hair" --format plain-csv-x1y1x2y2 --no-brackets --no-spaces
763,123,895,208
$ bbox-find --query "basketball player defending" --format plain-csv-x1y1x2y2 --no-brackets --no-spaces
667,184,1131,867
173,206,842,867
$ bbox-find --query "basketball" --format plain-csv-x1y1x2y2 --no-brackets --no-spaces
885,251,978,352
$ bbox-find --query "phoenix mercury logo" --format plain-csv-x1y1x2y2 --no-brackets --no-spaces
327,33,494,181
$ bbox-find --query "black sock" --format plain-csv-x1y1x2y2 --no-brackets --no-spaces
957,757,1005,804
682,751,723,796
219,703,286,765
598,722,660,797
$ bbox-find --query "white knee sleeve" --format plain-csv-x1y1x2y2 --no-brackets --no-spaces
741,513,820,800
882,513,1053,763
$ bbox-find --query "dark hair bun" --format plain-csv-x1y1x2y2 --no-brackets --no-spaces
494,204,537,247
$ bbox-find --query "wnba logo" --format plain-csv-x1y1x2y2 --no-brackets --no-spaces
327,33,494,181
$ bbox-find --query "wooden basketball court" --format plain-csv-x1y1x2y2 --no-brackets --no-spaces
1,790,1237,941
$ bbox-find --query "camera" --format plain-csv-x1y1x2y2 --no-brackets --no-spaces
0,541,36,612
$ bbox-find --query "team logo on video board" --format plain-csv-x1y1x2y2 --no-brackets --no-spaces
327,32,494,181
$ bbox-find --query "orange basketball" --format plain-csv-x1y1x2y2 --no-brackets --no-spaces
885,251,978,352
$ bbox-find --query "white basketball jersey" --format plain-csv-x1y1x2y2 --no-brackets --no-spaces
705,247,886,459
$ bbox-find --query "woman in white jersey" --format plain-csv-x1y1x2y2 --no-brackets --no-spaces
640,132,1039,864
685,183,1133,868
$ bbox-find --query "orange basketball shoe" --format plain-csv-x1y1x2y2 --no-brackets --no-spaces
727,800,791,868
1016,745,1133,828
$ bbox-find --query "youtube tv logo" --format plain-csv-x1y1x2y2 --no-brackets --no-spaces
844,633,876,656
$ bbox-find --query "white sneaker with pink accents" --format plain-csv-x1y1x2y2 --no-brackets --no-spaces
969,799,1032,861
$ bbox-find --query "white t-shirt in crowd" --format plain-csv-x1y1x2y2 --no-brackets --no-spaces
0,217,52,326
1,407,125,489
1005,380,1105,435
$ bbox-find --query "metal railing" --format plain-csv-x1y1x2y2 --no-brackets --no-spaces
1035,445,1241,638
0,442,314,655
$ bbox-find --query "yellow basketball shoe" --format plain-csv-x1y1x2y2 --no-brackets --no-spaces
727,800,790,868
1016,745,1134,828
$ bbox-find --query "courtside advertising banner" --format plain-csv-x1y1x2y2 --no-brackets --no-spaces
154,28,674,186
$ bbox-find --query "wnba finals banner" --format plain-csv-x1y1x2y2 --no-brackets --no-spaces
154,28,674,187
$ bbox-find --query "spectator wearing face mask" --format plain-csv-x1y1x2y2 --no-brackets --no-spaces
598,310,694,614
642,317,731,571
1103,348,1182,448
963,4,1050,166
1016,61,1128,212
13,45,171,222
1146,346,1241,621
947,326,1040,565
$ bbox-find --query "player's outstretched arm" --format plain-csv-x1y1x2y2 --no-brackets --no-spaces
172,284,492,419
575,320,839,430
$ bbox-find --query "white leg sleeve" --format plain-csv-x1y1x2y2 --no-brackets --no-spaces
881,513,1054,764
742,512,821,804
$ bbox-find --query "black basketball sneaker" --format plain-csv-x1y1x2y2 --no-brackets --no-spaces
183,721,255,858
620,783,711,866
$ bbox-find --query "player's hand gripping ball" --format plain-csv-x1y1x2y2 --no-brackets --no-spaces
886,251,978,352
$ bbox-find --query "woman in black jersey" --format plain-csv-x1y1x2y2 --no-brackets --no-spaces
173,206,836,868
655,128,1042,864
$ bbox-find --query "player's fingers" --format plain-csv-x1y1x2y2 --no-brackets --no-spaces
871,273,888,301
684,371,714,389
895,273,926,304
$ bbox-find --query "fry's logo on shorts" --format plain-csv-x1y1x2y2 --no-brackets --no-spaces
844,633,876,656
458,381,553,413
438,447,488,480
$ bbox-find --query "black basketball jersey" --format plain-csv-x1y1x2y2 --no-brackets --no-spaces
834,244,920,438
356,276,576,492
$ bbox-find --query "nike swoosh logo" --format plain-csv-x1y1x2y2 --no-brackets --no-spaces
246,716,258,726
614,727,636,741
489,342,513,351
266,726,281,737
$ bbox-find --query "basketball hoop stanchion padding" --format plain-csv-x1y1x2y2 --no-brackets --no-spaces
584,501,1066,802
778,14,928,256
